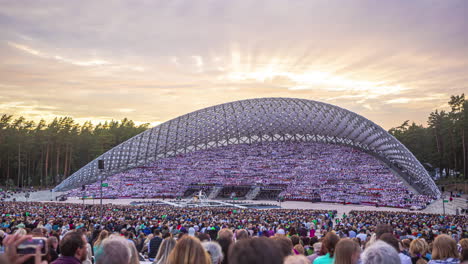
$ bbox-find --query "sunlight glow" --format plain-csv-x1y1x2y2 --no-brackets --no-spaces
225,67,409,98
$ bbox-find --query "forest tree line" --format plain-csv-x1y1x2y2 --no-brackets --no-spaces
0,94,467,189
389,94,468,180
0,116,149,188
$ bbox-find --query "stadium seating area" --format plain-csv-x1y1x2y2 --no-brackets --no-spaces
67,142,435,209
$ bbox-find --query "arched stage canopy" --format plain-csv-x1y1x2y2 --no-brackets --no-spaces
54,98,440,197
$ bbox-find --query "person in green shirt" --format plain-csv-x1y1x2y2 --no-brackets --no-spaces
313,232,339,264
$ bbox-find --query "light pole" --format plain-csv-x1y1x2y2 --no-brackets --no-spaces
98,159,104,219
100,175,103,218
442,196,446,215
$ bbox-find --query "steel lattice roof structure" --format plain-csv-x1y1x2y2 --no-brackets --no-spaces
54,98,440,197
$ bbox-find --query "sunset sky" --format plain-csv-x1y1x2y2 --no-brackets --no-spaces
0,0,467,129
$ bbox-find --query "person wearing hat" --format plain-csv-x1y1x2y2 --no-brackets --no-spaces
276,228,286,236
188,227,196,236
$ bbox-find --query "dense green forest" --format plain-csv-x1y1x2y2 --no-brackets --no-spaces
0,116,149,188
0,94,466,189
389,94,467,180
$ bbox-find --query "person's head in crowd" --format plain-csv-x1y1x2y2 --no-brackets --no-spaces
14,228,27,236
167,236,210,264
218,228,233,241
122,230,131,239
283,255,310,264
235,229,249,241
229,237,284,264
48,236,58,250
271,235,293,257
155,237,176,264
202,241,224,264
334,238,361,264
409,238,429,264
375,224,393,240
310,236,318,246
47,235,59,262
216,229,233,264
312,242,323,255
288,227,297,237
365,233,377,248
96,236,132,264
59,231,88,262
154,229,161,237
323,232,340,257
290,235,301,246
197,233,210,242
162,232,172,239
30,228,44,237
145,234,154,243
94,230,109,246
378,233,400,253
431,234,459,262
293,244,305,255
361,240,400,264
459,238,468,263
91,228,102,242
351,237,361,248
401,239,411,251
276,228,286,236
177,232,186,241
188,227,196,237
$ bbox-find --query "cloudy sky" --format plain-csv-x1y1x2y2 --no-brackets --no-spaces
0,0,467,129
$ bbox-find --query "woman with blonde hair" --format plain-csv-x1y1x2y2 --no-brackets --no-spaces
428,234,460,264
154,237,176,264
334,238,361,264
127,238,140,264
410,238,429,264
93,230,109,255
167,236,210,264
13,228,27,236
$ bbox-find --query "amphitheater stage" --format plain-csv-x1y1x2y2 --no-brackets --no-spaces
7,190,465,216
64,198,466,216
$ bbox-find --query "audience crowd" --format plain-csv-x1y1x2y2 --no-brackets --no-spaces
0,201,467,264
66,142,435,209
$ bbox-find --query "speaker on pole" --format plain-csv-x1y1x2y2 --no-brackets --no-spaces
98,160,104,170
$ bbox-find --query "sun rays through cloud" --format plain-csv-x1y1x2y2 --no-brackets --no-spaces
0,0,467,129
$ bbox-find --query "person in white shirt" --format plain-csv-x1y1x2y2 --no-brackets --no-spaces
357,230,367,242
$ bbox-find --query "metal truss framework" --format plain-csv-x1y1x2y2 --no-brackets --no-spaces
54,98,440,197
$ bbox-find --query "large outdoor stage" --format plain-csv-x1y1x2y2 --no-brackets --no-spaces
8,189,464,216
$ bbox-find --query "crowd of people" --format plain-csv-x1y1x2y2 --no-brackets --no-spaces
0,201,467,263
0,187,41,202
66,142,435,209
